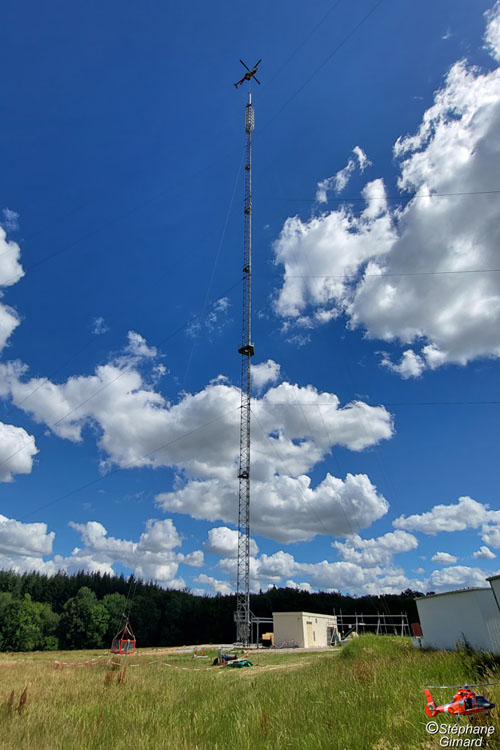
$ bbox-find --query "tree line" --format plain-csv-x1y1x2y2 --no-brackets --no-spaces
0,569,424,651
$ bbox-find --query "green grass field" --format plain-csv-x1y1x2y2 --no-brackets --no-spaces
1,636,500,749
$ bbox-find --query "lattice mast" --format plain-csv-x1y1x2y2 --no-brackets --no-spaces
235,91,255,645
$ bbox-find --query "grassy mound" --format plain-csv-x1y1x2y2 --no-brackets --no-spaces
1,636,499,749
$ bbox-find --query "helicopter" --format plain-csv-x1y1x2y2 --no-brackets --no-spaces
234,59,262,88
425,684,496,721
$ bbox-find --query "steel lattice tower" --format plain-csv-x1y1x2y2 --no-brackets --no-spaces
235,91,255,645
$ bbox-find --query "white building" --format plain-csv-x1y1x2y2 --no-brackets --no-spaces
272,611,338,648
487,574,500,613
416,587,500,652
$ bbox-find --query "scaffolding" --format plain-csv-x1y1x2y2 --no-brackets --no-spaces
335,611,411,641
251,616,273,646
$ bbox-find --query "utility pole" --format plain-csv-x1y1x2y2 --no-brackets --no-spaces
235,89,255,646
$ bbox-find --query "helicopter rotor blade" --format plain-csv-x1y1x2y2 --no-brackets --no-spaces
253,58,262,68
426,683,498,689
240,59,250,71
463,683,498,688
253,76,261,85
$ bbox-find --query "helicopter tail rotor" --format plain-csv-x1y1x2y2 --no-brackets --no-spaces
425,689,438,717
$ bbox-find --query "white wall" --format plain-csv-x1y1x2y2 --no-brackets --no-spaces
488,577,500,631
417,589,500,652
489,578,500,602
273,612,338,648
302,614,338,647
479,584,500,653
273,613,306,647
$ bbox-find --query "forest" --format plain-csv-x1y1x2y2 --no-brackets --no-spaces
0,569,425,651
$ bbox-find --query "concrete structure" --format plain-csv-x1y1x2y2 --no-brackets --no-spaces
416,588,500,652
272,612,338,648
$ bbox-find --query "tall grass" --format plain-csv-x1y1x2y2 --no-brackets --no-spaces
1,636,500,749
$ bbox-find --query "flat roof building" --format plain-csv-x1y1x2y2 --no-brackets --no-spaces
416,587,500,652
486,574,500,614
272,611,338,648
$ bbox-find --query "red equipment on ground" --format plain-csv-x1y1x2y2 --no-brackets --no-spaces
111,618,136,655
411,622,423,637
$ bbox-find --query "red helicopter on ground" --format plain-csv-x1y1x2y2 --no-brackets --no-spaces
234,59,262,88
425,684,496,720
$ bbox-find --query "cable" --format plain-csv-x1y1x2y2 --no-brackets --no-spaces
0,0,378,277
1,196,240,428
255,211,401,603
271,189,500,204
122,576,139,626
308,393,393,611
181,149,244,391
263,0,384,129
265,0,344,87
256,400,500,406
18,404,240,522
1,120,245,450
0,145,243,283
251,404,391,610
0,277,242,471
250,406,333,539
257,268,500,279
1,337,103,422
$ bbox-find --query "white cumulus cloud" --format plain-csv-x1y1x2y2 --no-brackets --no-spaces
0,225,24,353
183,550,204,567
481,524,500,548
381,349,425,379
285,580,314,592
431,552,458,565
274,4,500,375
428,565,493,590
252,359,281,390
159,472,389,544
316,146,371,202
473,545,496,560
0,342,392,544
0,421,38,481
187,297,231,338
125,331,157,359
0,514,54,557
393,496,500,535
204,526,259,558
194,573,233,595
64,517,191,587
332,530,418,568
92,317,109,335
1,209,19,232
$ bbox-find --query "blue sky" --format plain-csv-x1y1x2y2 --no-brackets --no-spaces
1,0,500,596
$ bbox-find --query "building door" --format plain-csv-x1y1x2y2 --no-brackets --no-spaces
306,621,313,647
